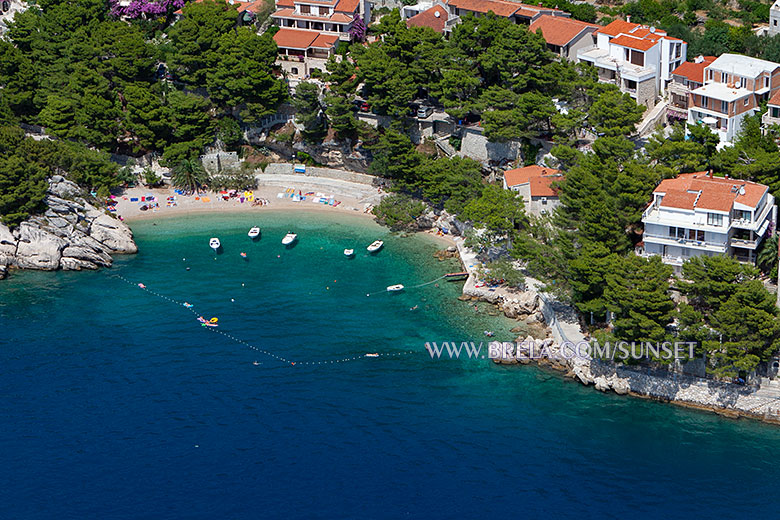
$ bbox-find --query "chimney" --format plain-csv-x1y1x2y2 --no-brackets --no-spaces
626,15,631,23
708,169,713,178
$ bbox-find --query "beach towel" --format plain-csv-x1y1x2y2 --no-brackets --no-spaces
202,197,211,203
130,197,138,202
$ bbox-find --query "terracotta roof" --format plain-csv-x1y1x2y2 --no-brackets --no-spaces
447,0,520,17
311,32,339,49
272,8,353,22
610,34,658,51
334,0,361,13
530,175,561,197
654,172,768,212
672,56,717,84
529,14,597,47
769,89,780,106
176,0,266,15
276,0,295,6
406,5,448,33
504,165,563,197
273,28,318,49
596,19,640,37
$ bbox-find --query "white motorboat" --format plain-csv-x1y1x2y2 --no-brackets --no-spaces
209,238,221,252
248,227,261,239
282,232,297,245
367,240,384,253
344,248,354,257
386,284,404,292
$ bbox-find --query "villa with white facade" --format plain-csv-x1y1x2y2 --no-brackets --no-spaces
687,53,780,143
576,19,686,109
640,172,776,268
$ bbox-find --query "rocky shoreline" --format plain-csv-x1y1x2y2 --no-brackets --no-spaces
0,176,137,280
446,237,780,425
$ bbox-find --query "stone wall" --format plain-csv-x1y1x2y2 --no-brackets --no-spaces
261,163,381,186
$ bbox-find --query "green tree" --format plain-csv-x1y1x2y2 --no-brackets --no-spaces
604,255,675,344
460,184,527,248
0,152,48,227
172,159,210,194
293,82,325,135
168,0,239,85
589,89,645,137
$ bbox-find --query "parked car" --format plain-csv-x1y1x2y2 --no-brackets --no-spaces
359,101,371,112
417,106,433,119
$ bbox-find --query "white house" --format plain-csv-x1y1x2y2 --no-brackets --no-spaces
576,19,687,109
503,165,563,216
640,172,776,268
770,0,780,36
687,53,780,143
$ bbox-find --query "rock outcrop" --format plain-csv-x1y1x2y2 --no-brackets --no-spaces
0,176,137,279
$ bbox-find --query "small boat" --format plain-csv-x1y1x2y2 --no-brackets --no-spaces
248,227,261,239
209,238,221,252
445,271,469,281
344,248,354,257
387,284,404,292
484,330,494,337
282,232,297,245
365,353,380,358
367,240,384,253
183,302,193,308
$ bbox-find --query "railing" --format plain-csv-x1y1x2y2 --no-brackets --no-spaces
643,233,727,250
730,237,759,248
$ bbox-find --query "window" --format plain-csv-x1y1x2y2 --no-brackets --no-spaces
734,209,752,222
721,100,728,113
772,107,780,118
688,229,705,241
669,227,687,239
765,76,770,89
300,5,310,13
708,69,713,81
707,213,723,226
291,67,299,75
775,20,778,26
744,97,749,106
319,6,328,15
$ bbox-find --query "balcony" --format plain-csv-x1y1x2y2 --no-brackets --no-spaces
643,233,728,253
668,82,689,98
763,110,780,128
730,236,759,249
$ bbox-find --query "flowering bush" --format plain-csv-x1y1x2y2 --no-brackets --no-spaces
110,0,185,18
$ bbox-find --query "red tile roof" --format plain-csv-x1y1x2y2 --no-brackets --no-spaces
335,0,361,14
596,19,640,37
447,0,521,17
273,28,337,50
610,34,658,51
176,0,266,15
769,88,780,107
504,165,563,197
529,14,597,47
671,56,717,84
272,7,353,22
406,5,448,33
654,172,768,212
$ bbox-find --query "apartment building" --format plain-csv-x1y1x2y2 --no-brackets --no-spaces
640,172,776,268
687,54,780,143
667,55,716,121
576,19,687,109
763,89,780,130
271,0,369,80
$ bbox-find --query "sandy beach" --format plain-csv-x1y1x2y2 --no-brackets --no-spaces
114,174,385,223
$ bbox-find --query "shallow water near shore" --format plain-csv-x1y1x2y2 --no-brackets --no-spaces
2,212,780,519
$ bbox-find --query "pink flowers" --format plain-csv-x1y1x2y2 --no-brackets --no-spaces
110,0,185,19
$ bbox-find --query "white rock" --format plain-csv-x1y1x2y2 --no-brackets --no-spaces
89,214,137,254
14,223,65,270
594,376,610,392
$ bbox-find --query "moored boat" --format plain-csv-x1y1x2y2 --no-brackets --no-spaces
248,227,261,239
386,284,404,292
282,232,297,245
209,238,221,252
344,248,354,257
367,240,383,253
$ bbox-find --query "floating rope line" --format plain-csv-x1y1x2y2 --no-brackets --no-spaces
112,274,418,367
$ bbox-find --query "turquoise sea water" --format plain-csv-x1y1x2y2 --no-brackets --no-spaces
2,211,780,519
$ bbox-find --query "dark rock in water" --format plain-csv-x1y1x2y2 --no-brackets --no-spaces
0,265,7,280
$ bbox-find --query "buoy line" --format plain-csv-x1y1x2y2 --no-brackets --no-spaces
112,274,418,366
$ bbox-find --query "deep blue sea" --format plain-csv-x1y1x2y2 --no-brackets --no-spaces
2,211,780,519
